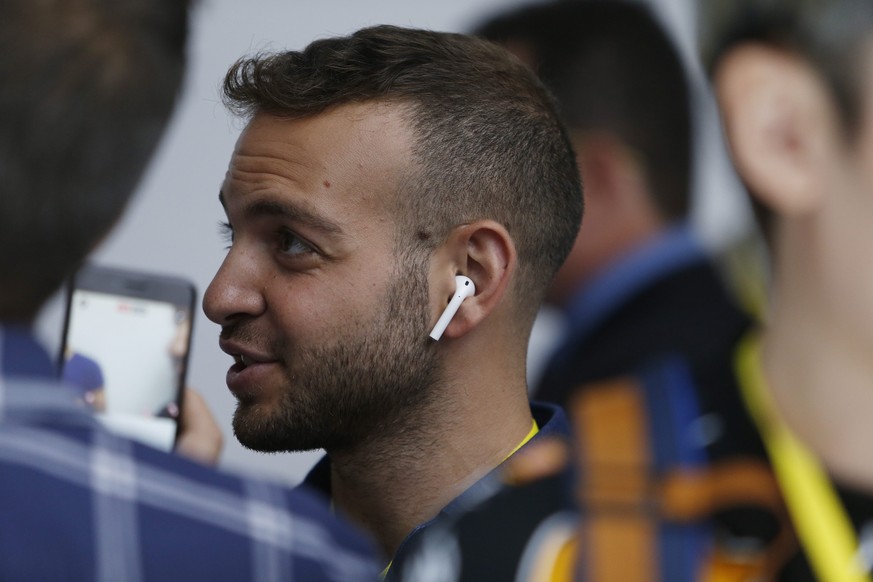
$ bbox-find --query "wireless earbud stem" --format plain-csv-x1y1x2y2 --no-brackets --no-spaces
429,275,475,341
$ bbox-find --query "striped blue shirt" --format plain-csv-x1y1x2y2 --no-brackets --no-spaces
0,325,380,581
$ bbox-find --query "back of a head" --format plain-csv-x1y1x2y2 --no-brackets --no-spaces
222,25,583,323
700,0,873,235
0,0,190,321
474,0,692,221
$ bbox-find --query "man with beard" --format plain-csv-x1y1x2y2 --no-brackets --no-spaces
203,24,582,574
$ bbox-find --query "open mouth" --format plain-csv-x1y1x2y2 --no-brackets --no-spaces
233,353,251,368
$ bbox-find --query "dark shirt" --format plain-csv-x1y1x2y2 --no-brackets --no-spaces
534,224,749,408
300,402,572,579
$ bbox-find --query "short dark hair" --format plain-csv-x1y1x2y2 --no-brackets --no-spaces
0,0,190,321
473,0,692,221
699,0,873,235
222,25,583,320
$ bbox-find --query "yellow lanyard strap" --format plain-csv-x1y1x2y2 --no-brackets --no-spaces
736,333,871,582
380,418,540,579
503,418,540,462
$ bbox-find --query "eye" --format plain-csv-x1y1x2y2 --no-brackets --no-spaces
278,228,315,257
218,221,233,249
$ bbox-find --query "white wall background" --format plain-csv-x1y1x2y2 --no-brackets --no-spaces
36,0,750,487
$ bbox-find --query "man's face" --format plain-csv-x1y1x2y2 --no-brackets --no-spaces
203,104,440,454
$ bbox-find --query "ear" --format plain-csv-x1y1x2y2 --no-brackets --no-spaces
428,220,516,340
714,44,842,216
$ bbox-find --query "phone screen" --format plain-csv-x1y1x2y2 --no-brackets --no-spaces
60,266,195,452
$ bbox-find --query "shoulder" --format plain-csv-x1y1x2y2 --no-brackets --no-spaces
0,412,379,581
529,401,571,439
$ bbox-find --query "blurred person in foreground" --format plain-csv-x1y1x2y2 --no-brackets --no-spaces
400,0,873,580
0,0,378,579
202,24,582,577
700,0,873,578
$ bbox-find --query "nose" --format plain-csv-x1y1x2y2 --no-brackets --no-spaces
202,248,266,325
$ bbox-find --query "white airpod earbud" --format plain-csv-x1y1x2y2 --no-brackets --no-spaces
429,275,476,341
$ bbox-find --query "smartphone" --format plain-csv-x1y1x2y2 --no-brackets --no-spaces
59,263,196,452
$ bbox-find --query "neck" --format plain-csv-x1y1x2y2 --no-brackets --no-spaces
549,219,665,309
763,237,873,490
327,350,534,559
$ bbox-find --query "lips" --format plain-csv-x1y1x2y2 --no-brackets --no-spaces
219,340,279,399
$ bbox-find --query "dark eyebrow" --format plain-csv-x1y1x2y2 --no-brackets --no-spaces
218,190,344,236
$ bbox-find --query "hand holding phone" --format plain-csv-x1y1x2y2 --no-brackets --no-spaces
59,264,196,452
175,389,224,466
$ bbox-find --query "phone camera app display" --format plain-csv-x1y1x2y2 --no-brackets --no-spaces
61,290,190,451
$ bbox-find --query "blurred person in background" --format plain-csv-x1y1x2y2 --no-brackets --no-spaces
475,0,749,408
0,0,378,579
